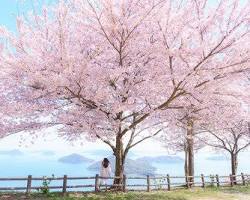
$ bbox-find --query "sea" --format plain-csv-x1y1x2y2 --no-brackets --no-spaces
0,150,250,192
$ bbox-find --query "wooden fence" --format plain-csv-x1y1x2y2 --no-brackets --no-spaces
0,173,250,194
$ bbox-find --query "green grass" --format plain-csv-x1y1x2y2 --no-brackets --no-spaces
2,185,250,200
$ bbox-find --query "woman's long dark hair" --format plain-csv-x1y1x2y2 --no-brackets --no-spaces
102,158,110,168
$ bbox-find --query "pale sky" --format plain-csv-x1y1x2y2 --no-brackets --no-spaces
0,128,169,157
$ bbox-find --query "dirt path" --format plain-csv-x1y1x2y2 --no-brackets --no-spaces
195,194,250,200
231,194,250,200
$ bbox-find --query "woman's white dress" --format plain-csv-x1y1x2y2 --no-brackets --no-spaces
100,163,112,185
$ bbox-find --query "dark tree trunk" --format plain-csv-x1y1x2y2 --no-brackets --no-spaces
184,146,188,177
113,134,125,189
231,153,238,184
186,119,194,186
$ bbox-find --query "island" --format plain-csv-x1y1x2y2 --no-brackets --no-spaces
0,149,24,156
58,153,94,164
88,156,156,176
206,155,229,161
136,156,184,164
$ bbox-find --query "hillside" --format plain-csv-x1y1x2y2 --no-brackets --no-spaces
206,155,229,161
58,154,94,164
88,156,156,176
136,156,184,164
0,149,23,156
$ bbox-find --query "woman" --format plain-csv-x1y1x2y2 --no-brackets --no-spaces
99,158,112,188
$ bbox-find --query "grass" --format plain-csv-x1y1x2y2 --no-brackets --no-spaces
2,185,250,200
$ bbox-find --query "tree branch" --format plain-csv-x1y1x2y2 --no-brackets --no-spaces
96,134,116,152
127,129,162,150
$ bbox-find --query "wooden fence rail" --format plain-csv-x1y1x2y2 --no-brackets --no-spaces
0,173,249,194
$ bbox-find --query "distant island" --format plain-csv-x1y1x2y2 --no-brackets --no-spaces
0,149,23,156
206,155,229,161
85,149,137,159
88,156,156,176
58,153,95,164
40,151,55,156
136,156,184,164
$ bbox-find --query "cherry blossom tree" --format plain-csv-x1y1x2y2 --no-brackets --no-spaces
0,0,250,187
197,92,250,183
162,105,205,182
0,0,172,186
163,76,249,183
203,121,250,183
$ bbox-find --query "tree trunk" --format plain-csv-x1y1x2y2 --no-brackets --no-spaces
231,153,238,185
184,147,189,187
187,119,194,186
184,146,188,177
113,134,125,189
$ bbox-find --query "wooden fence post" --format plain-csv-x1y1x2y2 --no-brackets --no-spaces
210,175,214,187
62,175,67,195
216,174,220,187
26,175,32,194
167,174,170,191
186,176,190,188
241,173,246,186
201,174,205,188
234,175,237,185
147,175,150,192
123,175,126,192
95,174,99,192
230,174,233,187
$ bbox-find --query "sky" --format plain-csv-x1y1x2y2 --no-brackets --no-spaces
0,0,58,32
0,1,20,32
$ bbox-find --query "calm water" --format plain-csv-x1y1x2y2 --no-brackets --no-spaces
1,151,250,176
0,151,250,191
